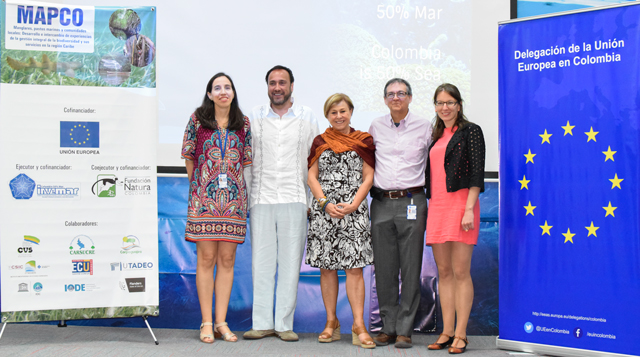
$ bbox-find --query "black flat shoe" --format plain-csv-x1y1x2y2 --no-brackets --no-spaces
428,333,454,350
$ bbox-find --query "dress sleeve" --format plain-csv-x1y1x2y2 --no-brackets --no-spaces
181,114,197,160
243,116,253,168
467,124,486,191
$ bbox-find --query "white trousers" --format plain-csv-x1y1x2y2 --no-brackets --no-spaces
249,203,307,332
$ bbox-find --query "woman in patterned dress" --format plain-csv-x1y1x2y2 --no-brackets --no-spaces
306,93,376,349
425,83,485,354
182,73,252,344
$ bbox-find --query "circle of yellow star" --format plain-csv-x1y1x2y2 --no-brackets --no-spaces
585,127,599,142
585,222,599,237
519,175,530,190
524,201,536,216
524,149,536,164
562,228,576,244
609,174,623,189
561,121,575,136
603,202,617,217
540,221,552,236
539,129,552,144
602,146,616,162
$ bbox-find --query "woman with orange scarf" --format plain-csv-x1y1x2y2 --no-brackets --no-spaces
306,93,376,349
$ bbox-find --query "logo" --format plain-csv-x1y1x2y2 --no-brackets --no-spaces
33,282,43,292
574,327,583,338
18,283,29,292
60,121,99,148
110,261,154,271
524,322,534,333
65,283,85,292
123,277,145,293
72,259,93,275
91,174,118,197
69,235,96,255
123,176,152,195
25,260,36,273
121,235,141,253
9,174,35,199
9,265,24,270
18,235,40,254
36,183,80,199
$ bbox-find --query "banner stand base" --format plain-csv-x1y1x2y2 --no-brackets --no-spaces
0,322,6,341
497,338,635,357
143,316,159,345
58,320,67,328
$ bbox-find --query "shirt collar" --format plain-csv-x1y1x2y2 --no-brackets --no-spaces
387,111,411,127
267,97,298,118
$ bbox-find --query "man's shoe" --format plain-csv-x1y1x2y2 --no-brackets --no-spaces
243,329,276,339
276,330,299,341
395,335,412,348
373,332,396,346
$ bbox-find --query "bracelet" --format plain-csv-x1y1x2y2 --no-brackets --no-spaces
322,201,330,212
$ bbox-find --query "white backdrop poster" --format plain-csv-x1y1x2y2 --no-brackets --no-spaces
0,1,158,322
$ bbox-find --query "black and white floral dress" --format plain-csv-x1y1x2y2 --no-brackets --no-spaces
305,149,374,270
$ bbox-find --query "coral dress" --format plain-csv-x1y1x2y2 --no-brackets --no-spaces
426,127,479,245
181,113,252,244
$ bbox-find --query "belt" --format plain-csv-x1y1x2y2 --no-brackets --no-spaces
379,186,424,199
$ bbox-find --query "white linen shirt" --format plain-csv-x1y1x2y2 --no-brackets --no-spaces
248,101,319,209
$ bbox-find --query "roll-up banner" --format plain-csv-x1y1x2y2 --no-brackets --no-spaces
498,3,639,356
0,0,158,322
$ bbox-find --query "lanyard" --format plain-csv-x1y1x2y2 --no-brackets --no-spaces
218,129,229,162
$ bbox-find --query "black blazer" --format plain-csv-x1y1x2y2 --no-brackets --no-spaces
425,123,485,199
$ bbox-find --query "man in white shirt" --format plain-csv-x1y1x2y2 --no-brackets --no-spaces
243,65,319,342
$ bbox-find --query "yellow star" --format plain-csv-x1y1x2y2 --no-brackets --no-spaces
602,146,616,162
585,222,599,237
585,127,599,142
519,175,530,190
603,202,617,217
609,174,623,189
524,149,536,164
540,221,552,236
562,228,576,244
539,129,552,144
561,121,575,136
524,201,536,216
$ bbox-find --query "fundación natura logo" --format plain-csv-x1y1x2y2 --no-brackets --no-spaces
9,173,36,199
69,235,96,255
91,174,119,197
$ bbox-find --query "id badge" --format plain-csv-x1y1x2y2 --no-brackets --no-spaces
218,173,228,188
407,204,417,220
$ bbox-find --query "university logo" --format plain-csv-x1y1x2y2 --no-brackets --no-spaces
120,235,141,254
33,282,43,293
9,174,35,199
18,235,40,254
18,283,28,292
69,235,96,255
72,259,93,275
91,174,118,197
60,121,100,148
25,260,36,273
111,261,154,271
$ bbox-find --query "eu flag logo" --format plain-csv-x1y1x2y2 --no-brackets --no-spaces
60,122,99,148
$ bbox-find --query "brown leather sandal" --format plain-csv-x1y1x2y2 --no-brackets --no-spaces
448,336,469,354
351,325,375,349
318,319,340,343
428,333,454,350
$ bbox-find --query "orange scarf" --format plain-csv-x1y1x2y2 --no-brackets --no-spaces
308,127,375,168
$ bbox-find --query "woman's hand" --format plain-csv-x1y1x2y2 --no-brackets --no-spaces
335,202,357,216
325,203,345,219
461,209,474,232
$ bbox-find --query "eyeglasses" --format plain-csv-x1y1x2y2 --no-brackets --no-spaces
385,91,408,99
435,101,458,108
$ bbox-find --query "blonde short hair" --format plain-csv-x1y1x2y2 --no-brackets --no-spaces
323,93,354,118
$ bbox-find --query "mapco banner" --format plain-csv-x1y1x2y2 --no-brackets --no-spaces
498,3,639,356
0,1,158,322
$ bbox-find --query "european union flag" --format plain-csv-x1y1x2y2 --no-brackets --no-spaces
60,121,100,148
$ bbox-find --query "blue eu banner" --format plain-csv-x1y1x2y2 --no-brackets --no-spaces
498,4,640,356
60,122,100,148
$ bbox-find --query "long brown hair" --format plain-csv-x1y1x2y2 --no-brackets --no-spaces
431,83,469,142
195,73,244,131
